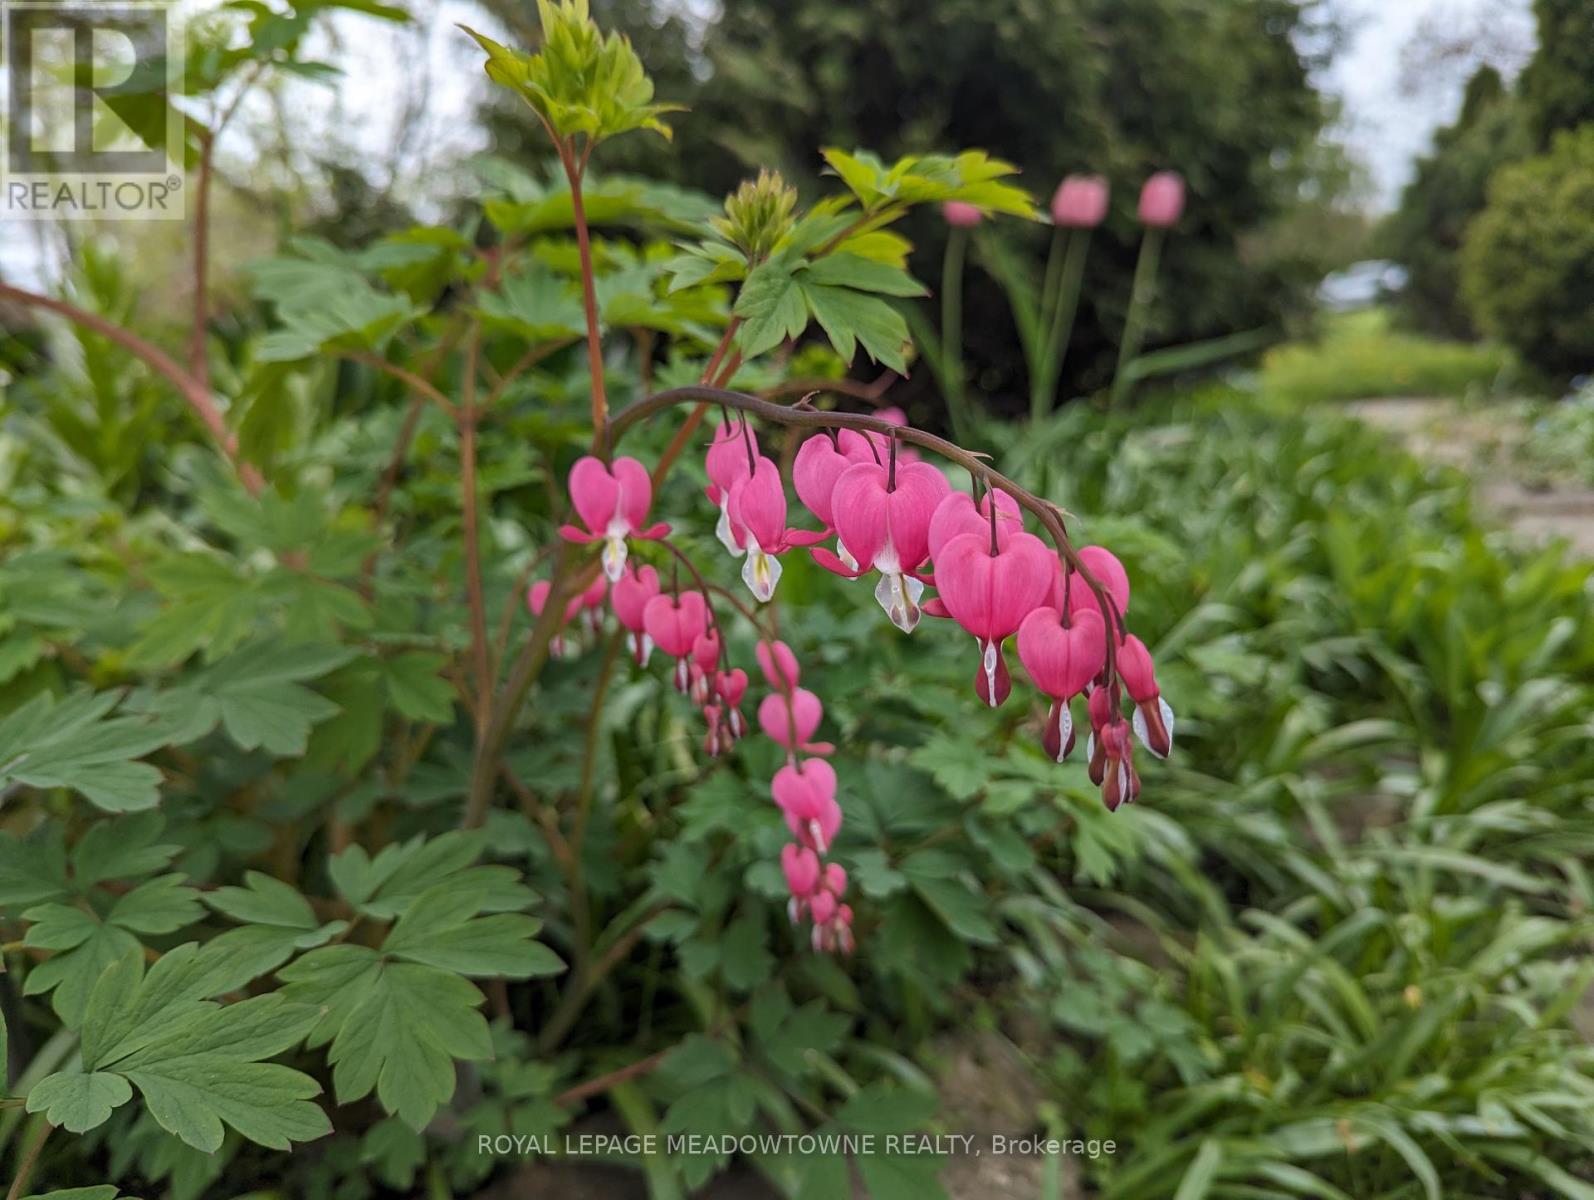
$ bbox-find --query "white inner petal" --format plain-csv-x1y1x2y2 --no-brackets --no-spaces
874,571,923,633
716,502,745,556
837,536,859,573
742,547,782,603
601,535,628,582
982,638,999,706
1130,696,1176,759
1055,703,1073,763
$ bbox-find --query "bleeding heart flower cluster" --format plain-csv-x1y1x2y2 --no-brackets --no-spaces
544,408,1174,952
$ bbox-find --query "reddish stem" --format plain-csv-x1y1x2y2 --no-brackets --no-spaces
0,282,263,494
563,149,609,449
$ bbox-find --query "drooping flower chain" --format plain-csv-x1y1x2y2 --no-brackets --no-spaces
534,411,1174,952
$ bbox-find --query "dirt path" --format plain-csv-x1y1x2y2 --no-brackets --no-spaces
1346,397,1594,557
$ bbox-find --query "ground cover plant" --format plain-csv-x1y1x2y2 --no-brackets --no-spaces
3,3,1594,1199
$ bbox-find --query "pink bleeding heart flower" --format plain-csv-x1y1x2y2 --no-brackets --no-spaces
610,564,661,665
758,687,834,756
795,431,884,571
782,843,821,923
809,888,838,925
715,668,749,738
643,591,708,693
1097,719,1140,811
528,579,582,656
688,631,721,703
1016,607,1107,761
702,704,726,757
1086,687,1140,811
756,640,801,692
1117,634,1174,759
690,630,721,672
559,456,670,581
1138,170,1185,228
576,572,608,634
705,419,758,555
872,408,919,462
821,861,847,897
793,435,854,531
771,758,841,852
928,489,1023,563
728,456,826,603
814,902,854,954
1059,545,1131,623
1052,174,1110,228
943,201,983,228
935,530,1056,706
814,459,950,632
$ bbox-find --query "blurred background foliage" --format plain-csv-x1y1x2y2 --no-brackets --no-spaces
476,0,1353,417
1382,0,1594,378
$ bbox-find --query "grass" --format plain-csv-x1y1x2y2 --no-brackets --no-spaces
1260,307,1519,405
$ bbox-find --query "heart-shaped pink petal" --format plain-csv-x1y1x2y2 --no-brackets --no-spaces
935,531,1054,640
567,456,620,536
642,591,707,658
1016,606,1107,699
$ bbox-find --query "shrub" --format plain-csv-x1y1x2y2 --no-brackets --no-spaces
1382,65,1531,339
1462,125,1594,377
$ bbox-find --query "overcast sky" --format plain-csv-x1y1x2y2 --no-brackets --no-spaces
1324,0,1535,206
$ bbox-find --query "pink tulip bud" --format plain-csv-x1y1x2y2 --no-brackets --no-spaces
942,201,983,228
1051,175,1109,228
1137,171,1184,228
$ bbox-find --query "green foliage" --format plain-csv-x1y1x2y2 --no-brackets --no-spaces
28,946,330,1152
1518,0,1594,147
6,2,1594,1196
480,0,1338,407
1260,309,1516,405
1463,126,1594,377
461,0,680,148
1383,66,1531,339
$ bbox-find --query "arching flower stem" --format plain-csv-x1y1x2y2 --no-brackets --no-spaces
608,386,1123,678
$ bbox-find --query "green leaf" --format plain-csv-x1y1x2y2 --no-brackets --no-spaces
382,884,562,977
735,259,808,358
802,253,926,297
25,1071,133,1133
0,823,69,907
719,914,774,992
908,742,987,801
109,876,206,934
820,147,1035,218
476,267,585,342
280,947,492,1129
140,639,355,757
49,947,329,1153
204,871,319,929
278,869,552,1130
248,249,424,361
327,831,533,919
0,690,170,812
1354,1116,1439,1200
380,652,456,723
801,283,909,373
71,813,180,890
1173,1140,1225,1200
460,2,680,146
